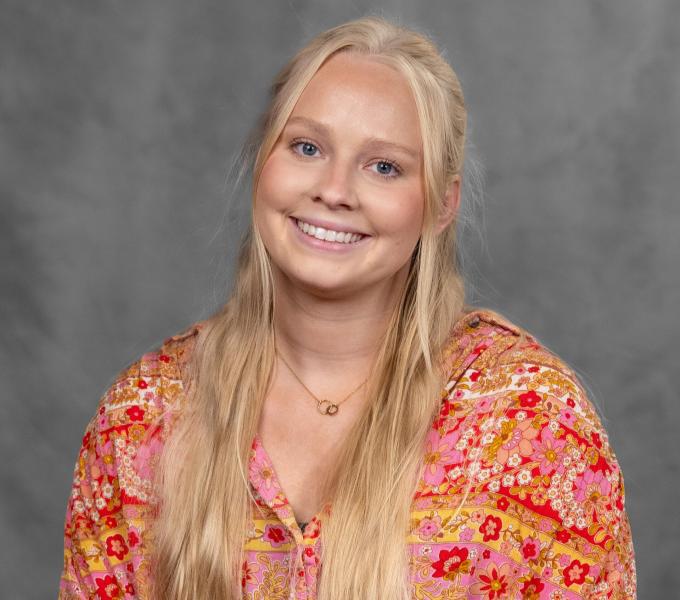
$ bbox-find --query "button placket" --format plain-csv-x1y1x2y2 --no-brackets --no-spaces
302,544,319,596
291,542,308,600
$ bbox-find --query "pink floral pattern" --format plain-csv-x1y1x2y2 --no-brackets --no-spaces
423,428,463,486
58,308,636,599
249,442,280,504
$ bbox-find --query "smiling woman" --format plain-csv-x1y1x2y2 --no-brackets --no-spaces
58,15,636,600
254,51,440,302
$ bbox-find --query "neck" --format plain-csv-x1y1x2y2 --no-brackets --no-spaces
271,266,408,381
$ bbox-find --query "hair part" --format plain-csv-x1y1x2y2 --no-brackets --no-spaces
152,14,473,599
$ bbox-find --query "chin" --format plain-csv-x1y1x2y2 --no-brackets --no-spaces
288,271,364,299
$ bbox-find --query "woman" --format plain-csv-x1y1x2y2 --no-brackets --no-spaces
58,16,636,600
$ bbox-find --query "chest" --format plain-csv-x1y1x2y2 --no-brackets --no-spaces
257,386,364,524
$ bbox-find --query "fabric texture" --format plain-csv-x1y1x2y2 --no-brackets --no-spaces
58,307,636,599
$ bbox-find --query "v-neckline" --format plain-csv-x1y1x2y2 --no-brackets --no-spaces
248,308,503,540
251,431,326,539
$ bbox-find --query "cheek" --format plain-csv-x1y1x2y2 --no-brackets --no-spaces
257,152,311,212
256,158,287,213
373,190,424,241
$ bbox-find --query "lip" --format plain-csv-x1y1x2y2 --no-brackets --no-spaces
289,216,371,252
292,215,369,236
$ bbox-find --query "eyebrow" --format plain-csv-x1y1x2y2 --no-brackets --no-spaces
285,115,421,160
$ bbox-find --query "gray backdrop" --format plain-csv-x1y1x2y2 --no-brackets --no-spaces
1,1,678,597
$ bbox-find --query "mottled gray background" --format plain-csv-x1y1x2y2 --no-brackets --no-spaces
1,0,678,597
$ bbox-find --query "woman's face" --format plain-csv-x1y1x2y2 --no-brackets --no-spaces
254,52,425,299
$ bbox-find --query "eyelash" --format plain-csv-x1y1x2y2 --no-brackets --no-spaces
289,138,403,180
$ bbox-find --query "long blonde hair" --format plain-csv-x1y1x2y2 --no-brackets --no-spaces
152,15,469,599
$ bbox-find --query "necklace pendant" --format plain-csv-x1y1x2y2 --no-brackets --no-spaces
317,399,339,415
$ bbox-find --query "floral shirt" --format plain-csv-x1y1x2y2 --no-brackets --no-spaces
58,308,636,599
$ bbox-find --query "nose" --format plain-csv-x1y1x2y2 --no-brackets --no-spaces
312,157,358,209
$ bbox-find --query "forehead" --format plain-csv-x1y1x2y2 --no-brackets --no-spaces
288,52,422,148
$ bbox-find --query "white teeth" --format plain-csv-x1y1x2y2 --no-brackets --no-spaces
295,219,364,244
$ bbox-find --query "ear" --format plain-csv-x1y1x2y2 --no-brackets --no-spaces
435,175,461,235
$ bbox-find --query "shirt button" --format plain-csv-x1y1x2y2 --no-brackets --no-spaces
468,315,480,328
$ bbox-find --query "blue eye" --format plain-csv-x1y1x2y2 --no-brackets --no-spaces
372,160,402,179
375,161,395,176
291,140,319,157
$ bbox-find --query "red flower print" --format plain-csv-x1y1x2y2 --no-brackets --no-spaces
431,546,471,580
518,390,541,408
591,431,603,448
95,575,122,599
496,497,510,511
469,561,514,598
563,559,590,587
479,515,502,542
520,576,544,599
528,366,540,373
124,583,134,595
439,400,452,417
304,518,321,539
241,559,258,589
556,529,571,543
520,536,540,560
105,516,117,528
482,549,491,559
126,406,145,422
159,353,171,363
470,370,481,382
137,379,148,389
105,533,129,560
616,493,624,511
128,530,140,547
263,524,288,548
566,397,576,408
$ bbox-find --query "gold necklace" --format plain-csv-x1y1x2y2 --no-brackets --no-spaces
275,347,368,416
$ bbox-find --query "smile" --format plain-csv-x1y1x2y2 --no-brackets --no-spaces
294,218,367,244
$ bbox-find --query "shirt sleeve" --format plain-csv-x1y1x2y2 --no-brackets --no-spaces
474,354,638,599
58,358,164,600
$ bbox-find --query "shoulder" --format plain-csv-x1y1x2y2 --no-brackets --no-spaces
442,306,575,384
77,320,205,503
424,306,636,596
97,320,204,422
441,306,612,455
59,321,207,596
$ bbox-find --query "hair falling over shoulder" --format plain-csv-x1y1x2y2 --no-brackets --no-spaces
151,14,473,599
